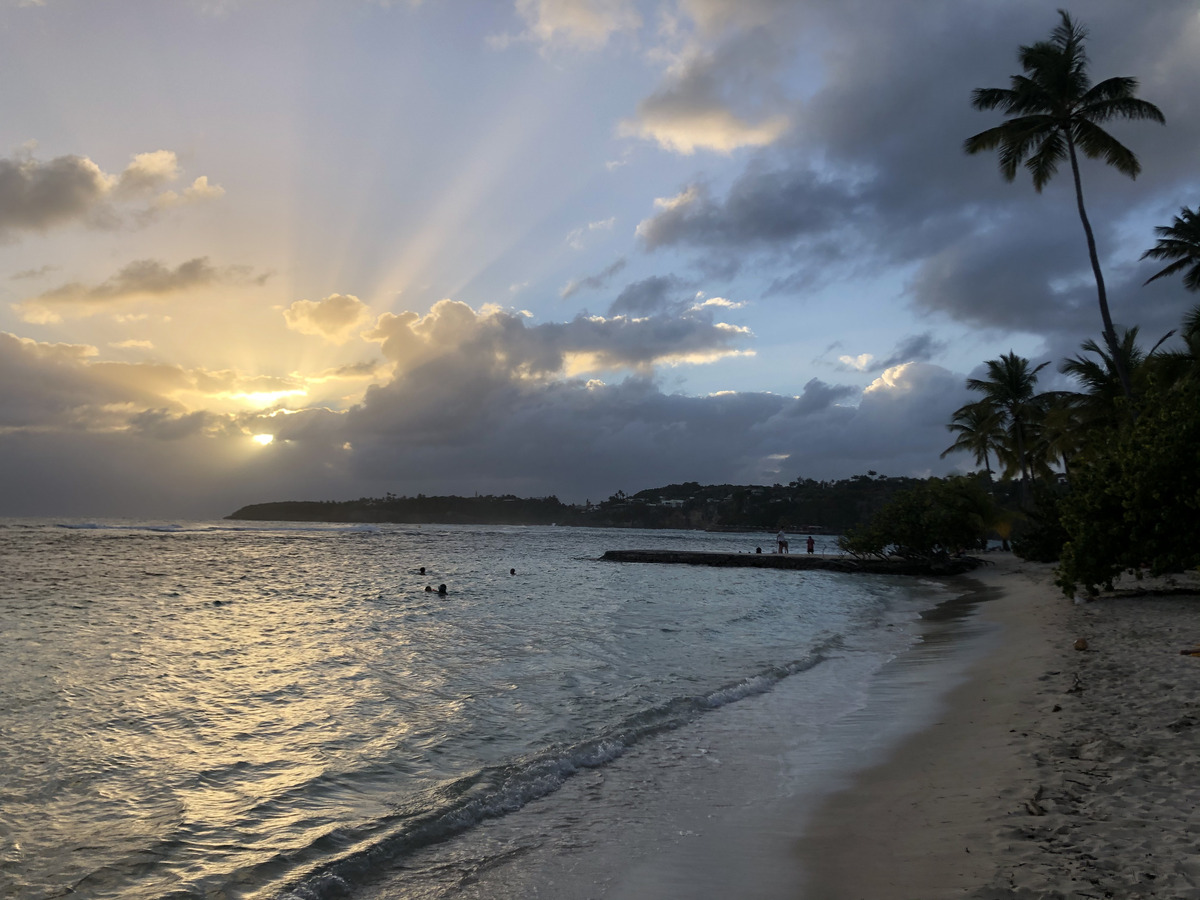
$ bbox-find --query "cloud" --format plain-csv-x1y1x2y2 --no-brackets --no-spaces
674,0,796,36
283,293,373,343
635,170,863,256
15,257,265,322
0,330,335,440
0,148,223,239
791,377,857,415
127,408,220,441
691,295,743,310
113,150,181,198
874,332,947,370
627,1,1200,344
363,296,750,383
508,0,641,50
621,103,788,156
837,353,874,373
9,264,58,280
0,298,973,518
605,274,684,317
0,332,136,430
560,257,627,299
619,12,795,155
152,176,226,210
565,216,615,249
836,333,947,374
0,152,112,236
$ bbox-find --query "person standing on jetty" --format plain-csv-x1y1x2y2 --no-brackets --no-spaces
806,535,815,554
776,530,789,554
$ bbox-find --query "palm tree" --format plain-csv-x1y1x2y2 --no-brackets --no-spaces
1148,302,1200,387
940,400,1004,476
1037,392,1085,477
1142,206,1200,292
965,352,1050,504
1060,327,1149,428
964,10,1165,402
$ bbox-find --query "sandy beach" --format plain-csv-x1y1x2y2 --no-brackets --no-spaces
801,552,1200,899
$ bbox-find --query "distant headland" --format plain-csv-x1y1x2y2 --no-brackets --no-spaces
226,475,991,532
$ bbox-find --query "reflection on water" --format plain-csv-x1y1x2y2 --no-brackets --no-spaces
0,521,934,899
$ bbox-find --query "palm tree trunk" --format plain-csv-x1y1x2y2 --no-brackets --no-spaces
1013,417,1031,507
1067,137,1135,405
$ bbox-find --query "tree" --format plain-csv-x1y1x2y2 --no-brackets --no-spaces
839,476,997,562
1055,376,1200,597
940,400,1004,476
963,352,1051,503
1058,326,1152,443
964,9,1165,402
1149,302,1200,386
1142,206,1200,292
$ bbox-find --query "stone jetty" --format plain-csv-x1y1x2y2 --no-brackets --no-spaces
600,549,982,577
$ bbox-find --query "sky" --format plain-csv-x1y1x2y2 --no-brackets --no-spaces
1,0,1197,519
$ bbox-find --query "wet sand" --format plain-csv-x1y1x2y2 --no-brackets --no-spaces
800,553,1200,899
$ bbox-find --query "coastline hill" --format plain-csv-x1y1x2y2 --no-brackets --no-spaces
226,475,947,531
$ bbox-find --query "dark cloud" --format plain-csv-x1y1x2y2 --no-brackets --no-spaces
0,300,971,518
128,408,218,440
0,332,117,429
874,333,947,371
9,264,59,280
637,173,858,253
0,153,111,237
17,257,267,321
605,274,685,317
791,377,856,415
632,1,1199,343
0,148,220,239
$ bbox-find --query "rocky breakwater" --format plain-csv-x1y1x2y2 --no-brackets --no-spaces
600,549,982,576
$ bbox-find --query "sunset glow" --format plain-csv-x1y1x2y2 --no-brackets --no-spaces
1,2,1194,518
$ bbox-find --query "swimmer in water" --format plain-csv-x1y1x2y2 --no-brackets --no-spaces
437,584,448,596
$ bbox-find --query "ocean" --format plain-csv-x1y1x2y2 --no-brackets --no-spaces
0,520,987,899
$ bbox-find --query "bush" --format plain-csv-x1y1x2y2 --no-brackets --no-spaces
839,476,996,561
1055,378,1200,597
1011,481,1070,563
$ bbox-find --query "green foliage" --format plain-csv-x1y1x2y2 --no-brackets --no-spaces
947,351,1056,505
1055,378,1200,597
1010,481,1070,563
839,476,996,561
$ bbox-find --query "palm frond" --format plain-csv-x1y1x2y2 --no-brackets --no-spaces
1141,206,1200,289
1072,119,1140,177
1026,130,1066,190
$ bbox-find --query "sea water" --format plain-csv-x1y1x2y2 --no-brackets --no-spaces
0,520,968,899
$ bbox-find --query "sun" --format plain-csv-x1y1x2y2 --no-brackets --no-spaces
251,434,275,446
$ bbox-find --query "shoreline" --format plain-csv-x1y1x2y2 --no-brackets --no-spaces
798,553,1200,899
356,556,1000,900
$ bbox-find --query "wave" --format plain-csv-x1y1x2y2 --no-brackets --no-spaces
269,646,836,900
